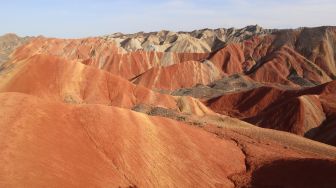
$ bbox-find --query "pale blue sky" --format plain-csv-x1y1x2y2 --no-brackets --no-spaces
1,0,335,38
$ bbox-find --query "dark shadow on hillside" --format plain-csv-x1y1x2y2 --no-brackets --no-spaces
251,158,336,188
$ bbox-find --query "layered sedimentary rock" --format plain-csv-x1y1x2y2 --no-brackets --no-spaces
0,54,176,109
133,60,221,90
1,25,336,187
243,26,336,86
206,81,336,146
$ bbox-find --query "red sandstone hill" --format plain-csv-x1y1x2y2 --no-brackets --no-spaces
7,26,335,91
206,81,336,146
133,60,221,90
0,54,176,109
1,26,336,187
243,27,336,86
0,92,245,187
12,37,210,80
0,53,214,116
1,92,336,188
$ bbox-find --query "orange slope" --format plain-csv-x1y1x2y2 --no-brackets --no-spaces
133,60,220,90
0,92,245,188
0,54,177,109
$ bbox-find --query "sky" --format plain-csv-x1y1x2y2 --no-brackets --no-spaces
1,0,335,38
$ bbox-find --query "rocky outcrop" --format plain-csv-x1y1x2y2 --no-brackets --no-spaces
0,33,32,64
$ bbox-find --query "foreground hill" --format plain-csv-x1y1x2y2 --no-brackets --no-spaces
1,93,336,187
